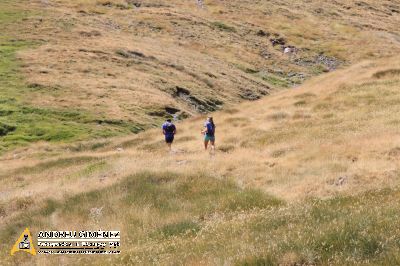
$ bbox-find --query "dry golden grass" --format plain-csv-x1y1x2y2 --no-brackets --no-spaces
3,55,399,204
1,0,400,264
2,0,400,152
1,56,400,265
14,0,400,127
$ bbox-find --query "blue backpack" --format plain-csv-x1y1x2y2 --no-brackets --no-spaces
165,123,175,134
206,122,215,136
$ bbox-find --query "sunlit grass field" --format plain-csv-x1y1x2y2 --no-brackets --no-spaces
1,0,400,265
1,0,400,153
2,173,400,265
2,55,400,265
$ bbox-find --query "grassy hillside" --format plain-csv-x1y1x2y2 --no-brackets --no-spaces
1,55,400,265
0,1,138,153
0,0,399,152
1,0,400,264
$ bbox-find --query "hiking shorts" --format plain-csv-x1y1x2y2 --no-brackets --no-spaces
165,135,174,144
204,135,215,142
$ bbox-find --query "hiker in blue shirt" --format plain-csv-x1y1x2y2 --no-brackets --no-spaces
201,116,216,151
162,119,176,151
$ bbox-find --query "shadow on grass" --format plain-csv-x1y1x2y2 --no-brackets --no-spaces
2,173,400,265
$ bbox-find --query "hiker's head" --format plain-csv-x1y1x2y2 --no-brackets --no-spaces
166,119,172,123
207,116,214,123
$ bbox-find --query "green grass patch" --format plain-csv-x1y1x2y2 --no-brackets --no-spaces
0,156,101,179
158,220,200,237
67,140,111,152
0,39,134,151
79,161,108,176
0,121,16,136
211,21,237,32
0,4,143,153
294,100,307,106
311,64,329,74
260,73,291,88
294,92,317,99
218,144,235,153
237,255,277,266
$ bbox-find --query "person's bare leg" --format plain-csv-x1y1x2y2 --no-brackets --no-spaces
210,140,215,152
204,140,209,150
167,143,172,151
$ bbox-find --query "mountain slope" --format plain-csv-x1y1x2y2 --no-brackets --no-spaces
1,0,400,151
1,0,400,264
1,55,400,265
